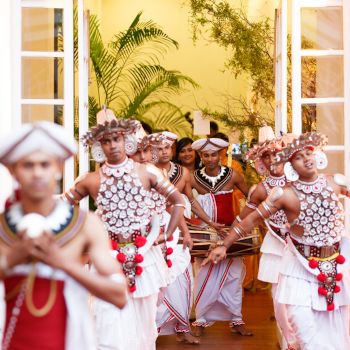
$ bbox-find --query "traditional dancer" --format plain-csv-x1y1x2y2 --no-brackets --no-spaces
190,137,252,336
63,117,185,350
0,122,127,350
154,132,205,344
206,132,350,349
240,134,297,349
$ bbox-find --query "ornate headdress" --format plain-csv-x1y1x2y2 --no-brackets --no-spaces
274,132,328,181
274,132,328,164
81,118,141,148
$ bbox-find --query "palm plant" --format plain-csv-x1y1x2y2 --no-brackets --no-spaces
81,11,197,137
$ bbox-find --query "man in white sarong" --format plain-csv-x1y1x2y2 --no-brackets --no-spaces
0,122,127,350
64,115,185,350
190,138,252,336
207,132,350,350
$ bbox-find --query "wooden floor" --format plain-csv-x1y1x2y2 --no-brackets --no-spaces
156,290,279,350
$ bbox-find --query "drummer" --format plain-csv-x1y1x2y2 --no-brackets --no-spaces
155,131,224,344
190,137,251,336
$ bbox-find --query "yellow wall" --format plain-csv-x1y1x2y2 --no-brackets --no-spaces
85,0,278,136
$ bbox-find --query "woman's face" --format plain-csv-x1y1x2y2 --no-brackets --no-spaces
178,143,195,166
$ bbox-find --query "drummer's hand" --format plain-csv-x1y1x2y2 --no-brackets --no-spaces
202,246,227,266
182,234,193,251
209,221,225,232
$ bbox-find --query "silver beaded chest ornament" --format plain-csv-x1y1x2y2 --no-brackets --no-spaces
292,174,345,311
96,158,164,293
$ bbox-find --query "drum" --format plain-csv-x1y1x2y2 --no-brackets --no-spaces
182,222,261,258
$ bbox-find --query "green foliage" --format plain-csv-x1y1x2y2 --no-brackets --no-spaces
187,0,317,138
189,0,274,102
76,11,198,134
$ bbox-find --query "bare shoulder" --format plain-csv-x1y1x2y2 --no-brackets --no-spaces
251,182,268,202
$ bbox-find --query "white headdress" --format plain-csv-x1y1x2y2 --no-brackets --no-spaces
158,131,178,146
191,138,229,152
0,122,77,165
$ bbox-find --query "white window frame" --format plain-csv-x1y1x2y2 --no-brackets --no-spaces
12,0,75,189
290,0,350,228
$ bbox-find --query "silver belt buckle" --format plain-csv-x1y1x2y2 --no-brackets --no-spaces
304,245,310,257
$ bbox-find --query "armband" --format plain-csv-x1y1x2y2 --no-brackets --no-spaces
246,202,257,210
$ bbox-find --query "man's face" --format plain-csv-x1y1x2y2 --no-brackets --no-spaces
130,147,152,164
100,133,126,164
201,150,220,170
290,147,317,179
11,151,61,200
157,144,173,164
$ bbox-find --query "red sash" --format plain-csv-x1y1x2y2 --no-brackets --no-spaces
214,192,235,225
4,276,67,350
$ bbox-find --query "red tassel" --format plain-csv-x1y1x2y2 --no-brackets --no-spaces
134,254,144,263
327,303,335,311
166,247,173,255
317,273,326,282
134,236,147,248
129,285,136,293
135,265,143,275
167,235,174,242
334,285,341,293
336,273,343,281
110,240,119,250
336,255,345,264
309,259,318,269
117,252,126,263
166,259,172,268
318,287,327,296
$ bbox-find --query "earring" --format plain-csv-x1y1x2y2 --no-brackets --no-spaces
124,134,138,156
314,150,328,170
284,161,299,181
91,142,106,163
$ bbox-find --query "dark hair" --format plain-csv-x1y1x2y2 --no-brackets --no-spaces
213,132,229,143
210,121,219,132
141,121,153,135
175,137,201,170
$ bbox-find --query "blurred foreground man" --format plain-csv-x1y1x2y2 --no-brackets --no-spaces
0,122,127,350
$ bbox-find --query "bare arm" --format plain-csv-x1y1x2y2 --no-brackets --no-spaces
203,188,286,265
232,170,249,197
62,173,93,205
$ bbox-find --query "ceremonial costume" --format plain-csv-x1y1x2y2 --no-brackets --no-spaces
274,133,350,349
245,136,296,347
155,132,194,337
191,138,246,330
0,122,97,350
81,119,172,350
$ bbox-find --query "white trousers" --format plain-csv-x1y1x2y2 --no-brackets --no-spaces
156,265,193,334
94,293,158,350
193,257,245,325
